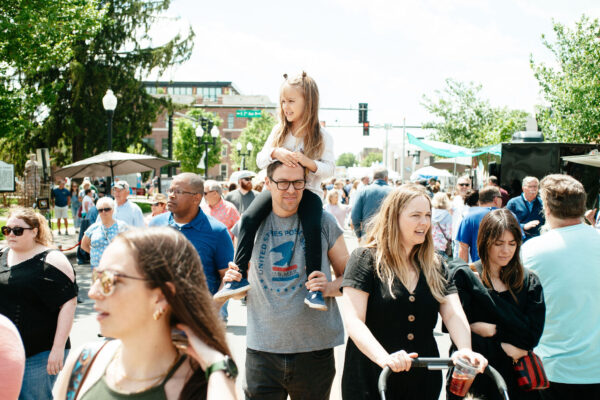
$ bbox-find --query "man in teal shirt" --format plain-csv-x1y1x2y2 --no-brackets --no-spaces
522,174,600,400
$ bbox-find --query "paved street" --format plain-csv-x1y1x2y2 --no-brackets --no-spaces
54,228,452,400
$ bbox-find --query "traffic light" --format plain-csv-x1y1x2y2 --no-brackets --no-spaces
358,103,368,123
363,122,370,136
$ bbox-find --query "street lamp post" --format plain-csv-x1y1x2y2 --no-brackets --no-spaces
195,118,220,179
102,89,117,151
102,89,117,193
236,142,253,170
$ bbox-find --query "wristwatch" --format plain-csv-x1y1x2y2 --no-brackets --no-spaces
205,355,238,380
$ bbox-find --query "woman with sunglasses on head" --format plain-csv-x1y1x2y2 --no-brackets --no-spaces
0,207,77,400
81,197,128,270
446,209,545,400
53,227,238,400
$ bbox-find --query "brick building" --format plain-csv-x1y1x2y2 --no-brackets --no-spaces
143,81,276,180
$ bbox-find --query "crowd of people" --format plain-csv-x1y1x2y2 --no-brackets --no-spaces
1,71,599,400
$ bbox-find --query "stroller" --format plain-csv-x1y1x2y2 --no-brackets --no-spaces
377,357,509,400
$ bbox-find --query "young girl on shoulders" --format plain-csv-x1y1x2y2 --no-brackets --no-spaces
214,71,335,310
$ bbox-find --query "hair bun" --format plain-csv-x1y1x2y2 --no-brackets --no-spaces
283,73,288,79
301,71,307,78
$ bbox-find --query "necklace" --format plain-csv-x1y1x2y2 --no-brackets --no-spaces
108,346,180,393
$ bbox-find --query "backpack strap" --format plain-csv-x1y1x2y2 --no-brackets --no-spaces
66,340,109,400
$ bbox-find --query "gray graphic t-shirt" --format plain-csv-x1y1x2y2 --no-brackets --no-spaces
244,210,345,353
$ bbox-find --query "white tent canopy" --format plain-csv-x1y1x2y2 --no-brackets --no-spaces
410,166,452,181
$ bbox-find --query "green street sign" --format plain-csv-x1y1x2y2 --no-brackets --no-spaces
236,109,262,118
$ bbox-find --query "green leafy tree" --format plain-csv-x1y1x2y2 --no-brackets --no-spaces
360,152,383,167
531,16,600,142
230,113,276,172
336,152,357,168
1,0,194,173
173,110,223,174
0,0,104,170
421,79,527,148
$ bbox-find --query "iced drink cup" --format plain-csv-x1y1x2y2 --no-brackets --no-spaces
449,358,479,397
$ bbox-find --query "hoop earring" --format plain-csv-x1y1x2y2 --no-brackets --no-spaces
153,308,165,321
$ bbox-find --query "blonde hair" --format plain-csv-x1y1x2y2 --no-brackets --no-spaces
327,190,339,204
7,207,53,247
274,71,324,160
431,192,450,210
363,184,447,302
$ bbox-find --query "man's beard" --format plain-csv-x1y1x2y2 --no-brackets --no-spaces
241,181,253,191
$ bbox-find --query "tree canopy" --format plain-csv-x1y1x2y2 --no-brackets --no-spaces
230,113,276,172
531,16,600,143
360,152,383,167
173,110,223,175
0,0,194,172
336,152,357,168
421,78,528,148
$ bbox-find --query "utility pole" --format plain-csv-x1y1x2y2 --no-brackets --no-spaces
401,117,406,183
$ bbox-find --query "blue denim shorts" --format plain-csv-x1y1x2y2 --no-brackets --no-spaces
19,349,69,400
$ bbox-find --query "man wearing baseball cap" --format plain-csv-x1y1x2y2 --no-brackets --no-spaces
112,181,145,227
145,193,168,225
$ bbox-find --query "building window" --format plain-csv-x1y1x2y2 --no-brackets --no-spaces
221,145,228,157
228,113,234,129
161,138,169,158
142,138,155,150
220,164,227,180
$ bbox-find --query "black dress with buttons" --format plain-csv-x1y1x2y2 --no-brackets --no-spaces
341,247,457,400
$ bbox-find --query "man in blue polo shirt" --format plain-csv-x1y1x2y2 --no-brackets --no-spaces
149,173,234,296
456,186,503,262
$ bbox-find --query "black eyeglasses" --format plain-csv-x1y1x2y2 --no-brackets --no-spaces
97,208,112,213
204,190,215,195
167,188,198,196
269,179,306,191
1,226,33,236
91,269,150,297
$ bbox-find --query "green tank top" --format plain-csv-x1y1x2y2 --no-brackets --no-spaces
81,354,187,400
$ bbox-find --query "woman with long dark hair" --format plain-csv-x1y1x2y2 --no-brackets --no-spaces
54,227,237,399
447,208,545,400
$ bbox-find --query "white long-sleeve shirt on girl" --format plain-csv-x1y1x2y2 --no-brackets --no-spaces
256,125,335,199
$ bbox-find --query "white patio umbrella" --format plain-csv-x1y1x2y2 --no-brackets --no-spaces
54,151,175,181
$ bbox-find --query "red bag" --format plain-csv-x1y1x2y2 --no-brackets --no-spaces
513,351,550,391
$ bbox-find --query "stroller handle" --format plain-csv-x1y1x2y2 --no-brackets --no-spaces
377,357,509,400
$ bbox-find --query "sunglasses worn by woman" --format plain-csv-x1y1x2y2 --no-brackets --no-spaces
53,227,237,400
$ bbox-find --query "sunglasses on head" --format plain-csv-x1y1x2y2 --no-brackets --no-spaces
91,269,150,297
1,226,33,236
97,208,112,213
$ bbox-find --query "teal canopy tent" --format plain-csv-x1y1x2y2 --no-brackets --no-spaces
407,133,501,158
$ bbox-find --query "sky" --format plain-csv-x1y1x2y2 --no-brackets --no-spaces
146,0,600,157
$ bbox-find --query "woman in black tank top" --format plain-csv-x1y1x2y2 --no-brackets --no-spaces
53,227,238,400
0,207,77,400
